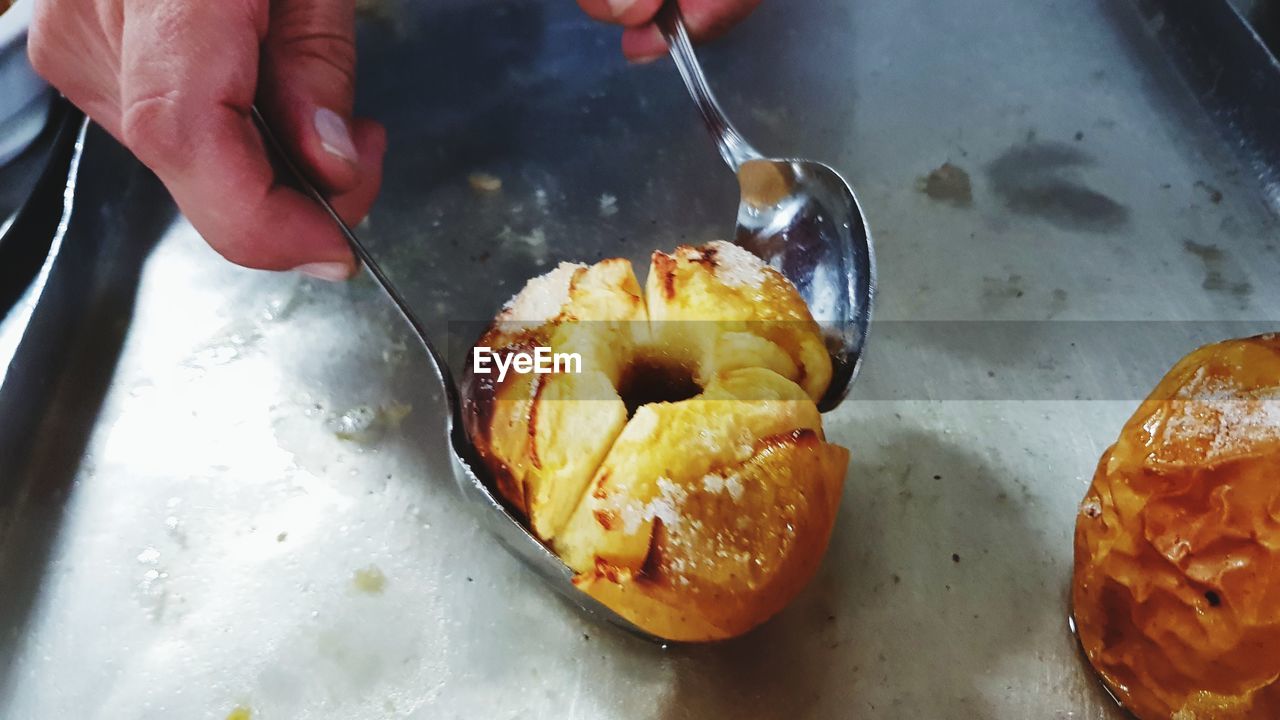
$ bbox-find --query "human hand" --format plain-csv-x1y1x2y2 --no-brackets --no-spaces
575,0,762,61
28,0,386,280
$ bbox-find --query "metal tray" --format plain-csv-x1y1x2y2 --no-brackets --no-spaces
2,0,1278,717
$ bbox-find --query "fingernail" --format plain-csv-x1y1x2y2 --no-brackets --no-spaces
296,262,351,281
606,0,637,17
314,107,358,163
629,53,664,65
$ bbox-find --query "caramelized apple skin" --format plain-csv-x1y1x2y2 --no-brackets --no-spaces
1073,334,1280,719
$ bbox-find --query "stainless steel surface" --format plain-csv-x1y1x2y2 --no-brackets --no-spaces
0,99,86,318
0,0,52,166
657,1,875,411
3,0,1280,717
252,107,660,641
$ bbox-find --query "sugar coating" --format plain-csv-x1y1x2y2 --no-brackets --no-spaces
619,475,690,535
500,262,585,322
1158,366,1280,462
704,240,767,289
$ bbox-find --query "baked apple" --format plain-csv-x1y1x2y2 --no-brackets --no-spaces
558,367,848,641
462,242,849,641
1073,334,1280,718
463,259,645,540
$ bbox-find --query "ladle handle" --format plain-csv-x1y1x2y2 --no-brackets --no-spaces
656,1,761,170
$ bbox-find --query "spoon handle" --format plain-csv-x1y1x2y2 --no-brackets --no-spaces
249,106,461,415
656,1,761,170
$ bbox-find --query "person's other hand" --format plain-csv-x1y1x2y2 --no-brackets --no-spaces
28,0,386,280
576,0,762,61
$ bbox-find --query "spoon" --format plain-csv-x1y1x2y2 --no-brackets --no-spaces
656,1,876,412
251,109,661,641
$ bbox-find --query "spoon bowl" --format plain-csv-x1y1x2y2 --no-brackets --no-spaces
445,428,659,639
735,158,875,410
658,3,876,411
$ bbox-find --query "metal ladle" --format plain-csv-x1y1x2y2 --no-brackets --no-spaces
254,2,874,641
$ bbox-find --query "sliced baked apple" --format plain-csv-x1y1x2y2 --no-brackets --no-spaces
463,259,645,539
463,243,850,641
645,241,833,402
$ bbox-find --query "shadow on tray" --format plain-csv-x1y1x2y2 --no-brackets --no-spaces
656,425,1107,718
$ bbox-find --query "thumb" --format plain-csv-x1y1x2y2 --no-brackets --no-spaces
259,0,370,194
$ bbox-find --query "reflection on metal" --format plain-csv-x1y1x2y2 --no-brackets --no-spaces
0,108,86,386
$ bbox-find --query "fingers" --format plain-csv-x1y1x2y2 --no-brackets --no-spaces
575,0,663,26
28,0,129,128
259,0,381,196
119,0,359,276
613,0,764,62
326,118,386,228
